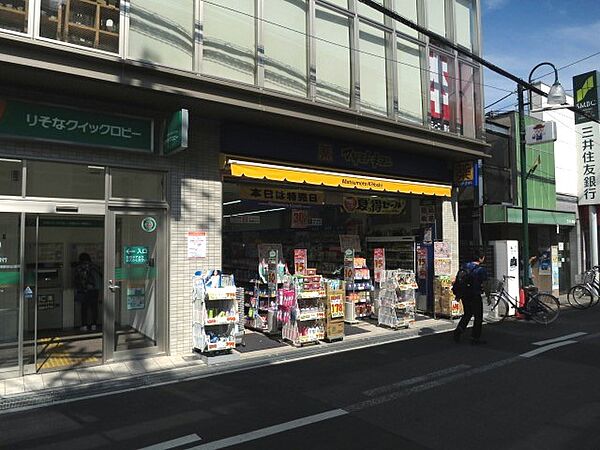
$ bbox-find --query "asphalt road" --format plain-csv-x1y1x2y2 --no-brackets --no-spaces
2,307,600,450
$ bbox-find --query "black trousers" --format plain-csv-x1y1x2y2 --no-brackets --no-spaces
80,289,99,327
456,294,483,340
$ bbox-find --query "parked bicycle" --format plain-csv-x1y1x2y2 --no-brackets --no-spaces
486,275,560,324
567,266,600,309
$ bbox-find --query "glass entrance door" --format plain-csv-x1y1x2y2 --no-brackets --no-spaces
23,214,105,373
0,213,22,377
105,209,166,361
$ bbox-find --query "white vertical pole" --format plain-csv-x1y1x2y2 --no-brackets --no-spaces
589,205,599,268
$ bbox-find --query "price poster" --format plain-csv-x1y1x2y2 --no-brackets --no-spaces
291,209,309,229
294,248,307,275
187,231,207,258
343,248,355,283
329,294,344,318
374,248,385,283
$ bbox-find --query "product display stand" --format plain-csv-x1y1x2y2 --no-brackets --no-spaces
244,280,280,334
434,276,463,319
344,256,373,324
192,271,239,354
377,270,417,329
282,270,325,346
324,279,345,342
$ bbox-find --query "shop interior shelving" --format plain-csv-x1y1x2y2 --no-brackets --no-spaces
366,236,417,273
192,273,239,353
282,272,325,346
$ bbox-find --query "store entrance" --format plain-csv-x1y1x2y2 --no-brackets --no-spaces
24,214,104,373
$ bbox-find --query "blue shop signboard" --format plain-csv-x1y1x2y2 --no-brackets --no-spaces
222,124,453,183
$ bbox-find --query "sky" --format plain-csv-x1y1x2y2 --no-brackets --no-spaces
481,0,600,114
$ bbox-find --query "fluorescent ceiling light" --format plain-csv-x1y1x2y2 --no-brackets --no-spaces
223,200,242,206
224,207,285,218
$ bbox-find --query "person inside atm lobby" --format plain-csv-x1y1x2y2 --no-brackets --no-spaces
73,252,102,332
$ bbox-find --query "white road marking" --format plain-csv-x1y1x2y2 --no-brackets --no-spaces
161,338,582,448
520,340,578,358
189,409,348,449
363,364,471,397
346,357,520,412
532,332,588,346
139,433,202,450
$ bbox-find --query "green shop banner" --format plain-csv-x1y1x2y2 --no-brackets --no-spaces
163,108,189,155
0,99,154,152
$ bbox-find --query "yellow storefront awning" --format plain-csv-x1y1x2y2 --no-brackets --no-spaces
227,159,452,197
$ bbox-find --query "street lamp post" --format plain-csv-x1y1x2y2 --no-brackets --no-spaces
519,62,567,286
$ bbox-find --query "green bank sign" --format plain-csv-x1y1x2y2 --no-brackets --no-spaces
0,99,154,152
163,108,189,155
573,71,600,124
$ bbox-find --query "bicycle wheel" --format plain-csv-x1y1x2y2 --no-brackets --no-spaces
528,293,560,324
567,285,594,309
487,294,509,322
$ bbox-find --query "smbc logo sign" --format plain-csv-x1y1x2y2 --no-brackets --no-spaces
576,75,595,103
574,71,599,124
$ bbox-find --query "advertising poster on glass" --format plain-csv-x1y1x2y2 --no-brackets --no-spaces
294,248,307,275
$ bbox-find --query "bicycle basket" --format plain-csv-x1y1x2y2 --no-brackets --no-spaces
583,270,596,284
484,278,504,296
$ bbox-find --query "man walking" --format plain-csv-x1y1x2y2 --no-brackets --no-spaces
453,248,488,345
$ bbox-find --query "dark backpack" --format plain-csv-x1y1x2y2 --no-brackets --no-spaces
74,263,98,292
451,266,475,300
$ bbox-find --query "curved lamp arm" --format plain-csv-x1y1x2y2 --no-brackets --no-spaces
528,62,567,105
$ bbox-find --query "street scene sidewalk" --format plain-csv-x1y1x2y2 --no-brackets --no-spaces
0,316,457,412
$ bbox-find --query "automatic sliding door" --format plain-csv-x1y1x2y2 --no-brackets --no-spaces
24,214,105,373
106,209,166,359
0,213,22,377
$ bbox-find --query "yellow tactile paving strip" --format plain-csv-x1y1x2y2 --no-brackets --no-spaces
37,337,101,371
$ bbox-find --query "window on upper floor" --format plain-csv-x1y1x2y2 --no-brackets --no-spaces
454,0,475,51
0,0,28,34
458,61,481,138
358,0,384,23
429,48,456,132
359,21,389,116
314,5,351,107
128,0,194,72
202,0,256,85
263,0,308,98
394,0,419,39
40,0,120,53
397,36,424,124
425,0,446,37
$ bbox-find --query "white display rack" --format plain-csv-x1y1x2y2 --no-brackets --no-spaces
282,273,326,347
344,258,374,324
377,270,417,329
192,272,240,353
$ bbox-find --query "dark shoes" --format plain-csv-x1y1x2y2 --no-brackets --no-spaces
470,339,487,345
